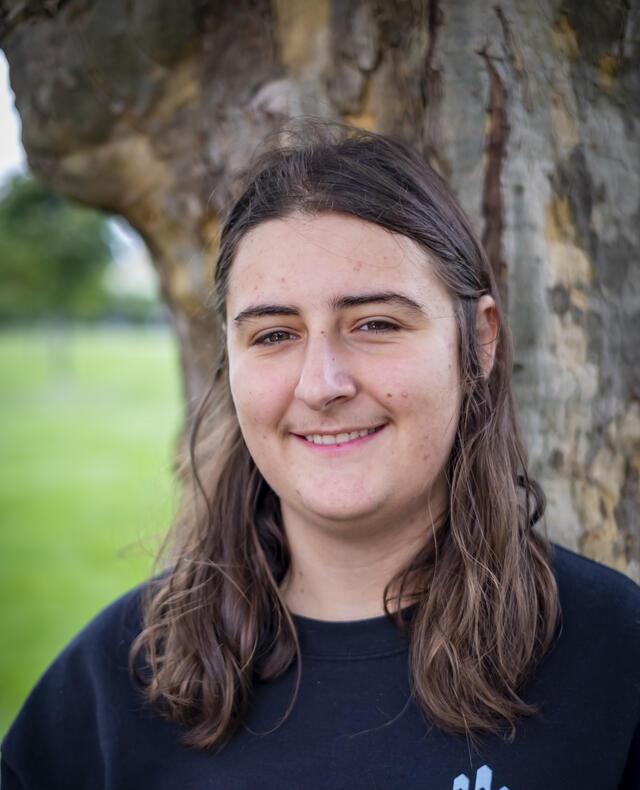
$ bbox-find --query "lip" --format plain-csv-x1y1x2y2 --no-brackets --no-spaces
292,424,388,453
294,424,386,437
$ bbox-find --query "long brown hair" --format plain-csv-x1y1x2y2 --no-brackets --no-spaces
131,122,560,751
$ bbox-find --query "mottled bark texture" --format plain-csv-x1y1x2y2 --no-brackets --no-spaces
1,0,638,577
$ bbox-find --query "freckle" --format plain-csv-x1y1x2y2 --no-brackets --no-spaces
280,277,286,283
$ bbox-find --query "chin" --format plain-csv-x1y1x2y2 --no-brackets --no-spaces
301,497,383,527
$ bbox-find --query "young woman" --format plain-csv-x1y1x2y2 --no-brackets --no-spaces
3,125,639,789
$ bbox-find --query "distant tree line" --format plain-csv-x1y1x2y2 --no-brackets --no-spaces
0,175,163,325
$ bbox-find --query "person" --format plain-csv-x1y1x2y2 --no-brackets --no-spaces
2,123,639,790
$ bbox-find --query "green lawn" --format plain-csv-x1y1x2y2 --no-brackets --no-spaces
0,326,182,736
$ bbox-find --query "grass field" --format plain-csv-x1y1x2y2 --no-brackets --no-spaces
0,326,182,736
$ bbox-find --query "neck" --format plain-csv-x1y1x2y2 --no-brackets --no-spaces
279,505,440,621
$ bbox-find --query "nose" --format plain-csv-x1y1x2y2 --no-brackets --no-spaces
294,334,357,410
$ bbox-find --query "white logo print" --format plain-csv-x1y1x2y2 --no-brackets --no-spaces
452,764,510,790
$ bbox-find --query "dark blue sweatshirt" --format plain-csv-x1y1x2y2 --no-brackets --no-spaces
2,544,640,789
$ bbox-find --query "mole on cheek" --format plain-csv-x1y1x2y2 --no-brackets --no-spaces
386,393,393,398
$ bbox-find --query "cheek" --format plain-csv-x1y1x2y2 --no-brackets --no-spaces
386,340,460,408
229,359,290,437
386,345,461,450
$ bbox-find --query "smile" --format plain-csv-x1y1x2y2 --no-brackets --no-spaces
294,424,387,449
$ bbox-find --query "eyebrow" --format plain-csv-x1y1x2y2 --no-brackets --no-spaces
233,292,426,326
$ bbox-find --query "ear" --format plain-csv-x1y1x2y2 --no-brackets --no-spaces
475,294,499,378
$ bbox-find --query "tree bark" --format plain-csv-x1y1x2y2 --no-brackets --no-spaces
1,0,638,578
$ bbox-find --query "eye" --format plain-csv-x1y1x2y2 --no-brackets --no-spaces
253,330,297,346
357,320,401,334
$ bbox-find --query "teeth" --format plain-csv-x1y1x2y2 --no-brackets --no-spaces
304,426,381,445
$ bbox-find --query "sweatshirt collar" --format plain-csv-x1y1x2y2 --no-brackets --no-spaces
292,606,415,660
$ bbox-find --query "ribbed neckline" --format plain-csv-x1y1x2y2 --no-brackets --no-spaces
292,605,416,660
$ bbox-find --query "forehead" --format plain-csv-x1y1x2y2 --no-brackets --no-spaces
225,213,446,314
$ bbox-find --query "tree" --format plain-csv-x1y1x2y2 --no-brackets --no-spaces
0,175,113,321
1,0,637,576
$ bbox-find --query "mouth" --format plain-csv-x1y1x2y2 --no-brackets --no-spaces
293,423,388,451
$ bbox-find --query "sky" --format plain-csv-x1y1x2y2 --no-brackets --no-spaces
0,52,26,185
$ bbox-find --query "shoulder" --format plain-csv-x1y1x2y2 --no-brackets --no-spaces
41,579,148,676
13,577,149,701
1,580,151,782
547,541,640,673
549,541,640,621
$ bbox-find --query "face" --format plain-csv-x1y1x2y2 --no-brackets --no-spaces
225,213,462,539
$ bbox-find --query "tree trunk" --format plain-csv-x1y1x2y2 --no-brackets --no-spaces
1,0,638,578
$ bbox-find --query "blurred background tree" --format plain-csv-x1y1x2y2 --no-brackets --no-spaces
0,175,112,322
0,1,637,572
0,44,179,734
